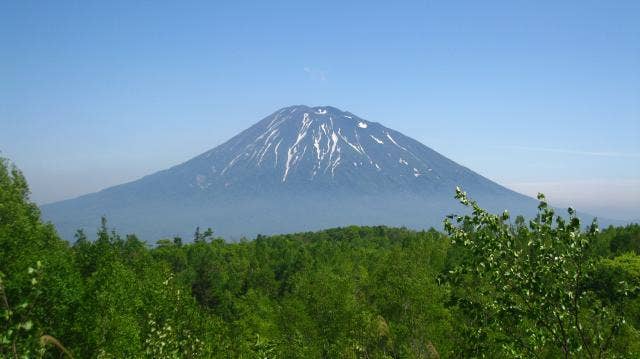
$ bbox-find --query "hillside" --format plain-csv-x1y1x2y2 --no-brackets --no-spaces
42,105,542,240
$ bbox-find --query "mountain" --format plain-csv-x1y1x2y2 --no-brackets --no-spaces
42,105,544,241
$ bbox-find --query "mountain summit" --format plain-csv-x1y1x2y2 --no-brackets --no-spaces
146,105,509,196
42,105,537,240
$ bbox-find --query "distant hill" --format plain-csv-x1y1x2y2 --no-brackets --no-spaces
42,105,602,241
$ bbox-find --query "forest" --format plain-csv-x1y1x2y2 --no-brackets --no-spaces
1,157,639,358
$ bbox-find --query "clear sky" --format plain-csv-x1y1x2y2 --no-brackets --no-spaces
1,0,639,220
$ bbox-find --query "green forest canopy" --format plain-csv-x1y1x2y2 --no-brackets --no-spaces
1,158,639,358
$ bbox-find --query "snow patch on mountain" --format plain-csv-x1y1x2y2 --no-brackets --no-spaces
370,135,384,144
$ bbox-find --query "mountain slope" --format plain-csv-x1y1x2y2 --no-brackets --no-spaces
42,105,540,240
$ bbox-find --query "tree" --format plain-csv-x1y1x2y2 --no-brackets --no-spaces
0,158,80,357
592,253,640,354
193,227,214,243
444,187,630,358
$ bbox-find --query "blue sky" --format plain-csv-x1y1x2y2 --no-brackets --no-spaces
1,0,639,220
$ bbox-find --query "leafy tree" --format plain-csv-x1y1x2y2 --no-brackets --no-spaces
580,252,640,355
599,224,640,256
193,227,214,243
0,158,80,357
444,188,631,358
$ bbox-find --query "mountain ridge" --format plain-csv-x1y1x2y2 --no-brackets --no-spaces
41,105,578,240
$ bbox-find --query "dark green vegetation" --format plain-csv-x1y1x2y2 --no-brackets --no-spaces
2,158,639,358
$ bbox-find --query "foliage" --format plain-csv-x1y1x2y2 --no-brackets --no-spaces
444,187,632,358
597,224,640,257
1,158,638,357
1,263,43,358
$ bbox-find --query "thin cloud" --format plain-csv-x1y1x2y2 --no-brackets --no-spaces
498,145,640,158
303,67,328,82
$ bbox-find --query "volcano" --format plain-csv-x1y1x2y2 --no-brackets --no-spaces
42,105,539,240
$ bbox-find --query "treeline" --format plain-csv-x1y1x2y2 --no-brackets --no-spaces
1,158,639,358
